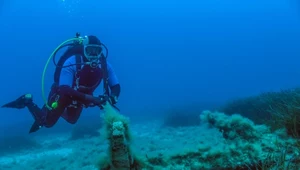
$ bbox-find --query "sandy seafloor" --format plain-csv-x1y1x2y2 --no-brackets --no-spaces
0,111,298,170
0,120,223,170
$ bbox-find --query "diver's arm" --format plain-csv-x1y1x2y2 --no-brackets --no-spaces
59,85,103,105
110,84,120,97
58,56,76,88
107,62,121,97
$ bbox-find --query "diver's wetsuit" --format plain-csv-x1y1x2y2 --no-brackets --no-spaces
27,55,120,130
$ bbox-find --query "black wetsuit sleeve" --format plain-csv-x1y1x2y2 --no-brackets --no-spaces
58,85,86,101
110,84,120,97
59,85,103,105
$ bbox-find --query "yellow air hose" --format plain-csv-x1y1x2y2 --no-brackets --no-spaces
41,37,83,110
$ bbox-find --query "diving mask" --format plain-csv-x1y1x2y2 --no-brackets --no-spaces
84,44,103,61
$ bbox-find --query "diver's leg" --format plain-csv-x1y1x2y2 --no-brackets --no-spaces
27,90,73,132
26,101,70,133
25,99,48,133
61,106,83,124
23,93,69,133
1,86,72,133
0,93,50,133
41,86,74,127
1,94,45,133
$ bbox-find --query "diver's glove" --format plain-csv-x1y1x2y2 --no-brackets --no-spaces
108,95,118,105
84,95,107,107
96,95,118,105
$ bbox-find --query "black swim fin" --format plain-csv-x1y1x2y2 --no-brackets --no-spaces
1,94,33,109
29,120,42,133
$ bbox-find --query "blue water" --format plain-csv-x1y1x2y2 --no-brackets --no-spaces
0,0,300,141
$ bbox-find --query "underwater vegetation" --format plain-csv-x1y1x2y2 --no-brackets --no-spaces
2,87,300,169
94,88,300,169
122,110,300,170
111,87,300,170
221,87,300,137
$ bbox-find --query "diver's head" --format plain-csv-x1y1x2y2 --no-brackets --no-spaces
82,35,103,62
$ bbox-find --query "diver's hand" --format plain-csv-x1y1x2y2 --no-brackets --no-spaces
108,95,118,104
84,95,106,106
95,95,117,105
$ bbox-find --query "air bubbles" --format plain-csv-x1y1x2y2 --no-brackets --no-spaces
58,0,81,17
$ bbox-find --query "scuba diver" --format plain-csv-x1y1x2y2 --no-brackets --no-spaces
1,33,121,133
